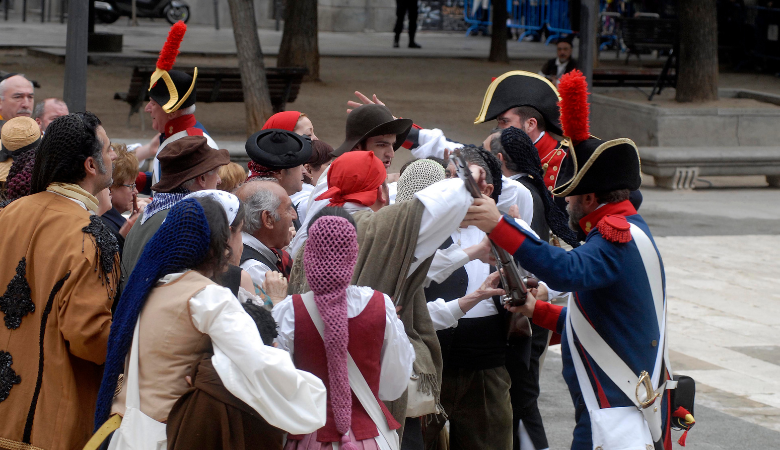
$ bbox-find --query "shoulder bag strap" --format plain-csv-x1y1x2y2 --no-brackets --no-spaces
125,317,143,409
300,291,399,450
565,297,600,412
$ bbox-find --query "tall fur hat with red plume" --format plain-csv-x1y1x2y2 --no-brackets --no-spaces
557,69,590,146
551,70,642,198
156,21,186,72
149,21,198,114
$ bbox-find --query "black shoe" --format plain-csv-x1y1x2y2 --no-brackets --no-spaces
393,40,399,48
409,42,422,49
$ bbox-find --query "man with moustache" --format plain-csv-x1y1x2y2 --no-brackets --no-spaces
0,113,120,450
0,74,35,129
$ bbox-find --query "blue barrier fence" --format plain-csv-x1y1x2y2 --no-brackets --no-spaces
464,0,491,36
508,0,546,41
466,0,610,44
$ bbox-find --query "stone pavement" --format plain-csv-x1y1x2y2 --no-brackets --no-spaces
542,183,780,448
0,21,563,61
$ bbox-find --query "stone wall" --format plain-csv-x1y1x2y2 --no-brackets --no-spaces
590,89,780,147
187,0,398,32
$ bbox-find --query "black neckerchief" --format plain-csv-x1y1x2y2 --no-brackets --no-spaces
0,139,41,163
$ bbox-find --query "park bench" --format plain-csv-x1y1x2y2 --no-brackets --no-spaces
600,17,679,100
638,147,780,189
593,67,676,89
114,66,308,128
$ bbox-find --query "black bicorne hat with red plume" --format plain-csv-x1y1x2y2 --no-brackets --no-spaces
552,70,641,197
149,21,197,114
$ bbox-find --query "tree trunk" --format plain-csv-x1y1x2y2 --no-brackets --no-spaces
226,0,274,135
675,0,719,102
488,0,509,63
278,0,320,81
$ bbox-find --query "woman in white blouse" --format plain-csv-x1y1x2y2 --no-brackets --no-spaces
273,211,414,450
94,196,327,446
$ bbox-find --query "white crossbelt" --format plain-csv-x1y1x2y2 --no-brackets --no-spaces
300,292,400,450
566,223,675,443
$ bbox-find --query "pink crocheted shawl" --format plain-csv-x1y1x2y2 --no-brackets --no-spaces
304,216,359,443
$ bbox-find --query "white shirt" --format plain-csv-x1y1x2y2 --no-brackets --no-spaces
240,232,276,287
425,219,545,329
498,175,535,224
292,177,474,278
406,129,534,221
272,286,415,402
159,272,327,435
387,181,398,204
290,184,315,224
289,166,332,257
555,58,569,79
423,226,496,330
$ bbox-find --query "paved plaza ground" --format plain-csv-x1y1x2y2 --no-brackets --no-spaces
2,19,780,448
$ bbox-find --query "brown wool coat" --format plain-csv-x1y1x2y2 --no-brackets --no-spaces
0,192,117,450
167,355,284,450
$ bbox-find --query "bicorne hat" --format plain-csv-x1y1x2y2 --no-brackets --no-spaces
333,104,412,157
551,70,641,197
474,70,563,136
246,129,312,170
148,21,197,114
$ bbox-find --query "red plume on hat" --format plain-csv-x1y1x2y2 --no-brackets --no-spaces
157,21,186,71
557,70,590,145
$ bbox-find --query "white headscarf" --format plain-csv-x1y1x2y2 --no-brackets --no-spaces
184,189,241,225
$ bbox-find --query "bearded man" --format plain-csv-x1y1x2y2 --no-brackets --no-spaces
0,112,120,449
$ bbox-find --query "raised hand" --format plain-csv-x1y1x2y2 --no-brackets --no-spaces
347,91,390,115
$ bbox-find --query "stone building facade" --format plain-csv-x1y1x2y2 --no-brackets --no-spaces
187,0,398,32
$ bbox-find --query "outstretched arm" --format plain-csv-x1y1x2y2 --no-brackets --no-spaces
463,199,626,293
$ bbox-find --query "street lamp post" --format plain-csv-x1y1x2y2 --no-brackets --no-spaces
63,0,89,112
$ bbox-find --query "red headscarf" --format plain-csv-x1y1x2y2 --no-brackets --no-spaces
261,111,301,131
315,151,386,207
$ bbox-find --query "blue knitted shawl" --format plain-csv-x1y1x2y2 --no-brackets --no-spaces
94,198,211,429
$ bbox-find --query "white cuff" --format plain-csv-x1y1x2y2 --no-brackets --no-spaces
447,298,467,320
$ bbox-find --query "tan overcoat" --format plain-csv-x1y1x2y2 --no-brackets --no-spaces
0,192,117,450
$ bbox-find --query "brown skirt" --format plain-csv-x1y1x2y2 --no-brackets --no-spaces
166,355,285,450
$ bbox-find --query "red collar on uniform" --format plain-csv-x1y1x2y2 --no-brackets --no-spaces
163,114,197,138
534,132,567,191
579,200,636,235
534,132,559,156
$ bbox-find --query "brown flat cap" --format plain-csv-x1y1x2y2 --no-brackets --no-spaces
151,135,230,193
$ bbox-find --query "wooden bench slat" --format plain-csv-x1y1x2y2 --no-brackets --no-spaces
115,65,308,118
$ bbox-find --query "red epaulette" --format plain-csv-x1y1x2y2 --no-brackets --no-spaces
597,215,632,243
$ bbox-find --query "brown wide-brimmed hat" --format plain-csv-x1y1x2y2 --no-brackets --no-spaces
151,136,230,193
333,104,413,157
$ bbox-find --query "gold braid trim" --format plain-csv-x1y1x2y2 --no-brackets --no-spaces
0,437,45,450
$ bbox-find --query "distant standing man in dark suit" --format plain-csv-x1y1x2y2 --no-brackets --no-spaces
394,0,422,49
540,39,577,85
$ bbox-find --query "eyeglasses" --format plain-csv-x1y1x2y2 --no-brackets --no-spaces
121,183,137,190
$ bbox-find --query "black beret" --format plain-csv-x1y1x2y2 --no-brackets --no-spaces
245,129,312,170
